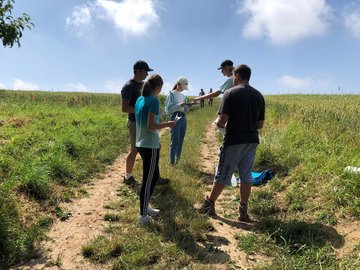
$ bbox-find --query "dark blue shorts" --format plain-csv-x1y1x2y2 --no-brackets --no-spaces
214,143,258,186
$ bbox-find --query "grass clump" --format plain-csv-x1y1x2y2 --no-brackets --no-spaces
82,236,122,263
104,212,120,222
0,185,52,266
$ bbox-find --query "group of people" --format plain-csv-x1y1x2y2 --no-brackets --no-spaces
121,60,191,225
121,59,265,225
198,88,213,108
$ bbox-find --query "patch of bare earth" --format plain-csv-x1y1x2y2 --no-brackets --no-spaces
198,124,268,269
13,154,129,270
335,220,360,258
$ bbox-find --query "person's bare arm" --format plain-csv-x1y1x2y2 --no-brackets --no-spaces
122,99,134,113
147,112,176,131
257,120,264,129
194,90,221,101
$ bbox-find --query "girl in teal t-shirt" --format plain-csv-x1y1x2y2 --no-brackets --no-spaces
135,74,176,226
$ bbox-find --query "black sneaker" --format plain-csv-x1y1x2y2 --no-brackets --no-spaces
157,177,170,185
123,176,136,186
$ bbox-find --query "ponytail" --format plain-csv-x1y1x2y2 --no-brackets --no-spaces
141,74,163,97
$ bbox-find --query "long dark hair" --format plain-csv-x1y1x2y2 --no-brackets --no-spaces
142,74,163,97
172,82,180,90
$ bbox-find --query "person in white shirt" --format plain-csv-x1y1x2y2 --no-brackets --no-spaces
165,77,190,165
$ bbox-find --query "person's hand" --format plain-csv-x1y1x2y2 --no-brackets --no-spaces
167,121,176,128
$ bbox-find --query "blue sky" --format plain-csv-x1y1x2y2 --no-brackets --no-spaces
1,0,360,96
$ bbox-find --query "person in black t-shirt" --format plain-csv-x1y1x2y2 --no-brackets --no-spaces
199,64,265,222
121,60,153,186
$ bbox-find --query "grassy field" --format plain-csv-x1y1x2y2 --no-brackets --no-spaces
0,91,359,269
0,90,129,267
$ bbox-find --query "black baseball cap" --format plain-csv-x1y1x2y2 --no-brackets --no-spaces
217,59,233,70
133,60,153,71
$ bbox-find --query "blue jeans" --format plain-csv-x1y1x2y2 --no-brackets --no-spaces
170,112,187,164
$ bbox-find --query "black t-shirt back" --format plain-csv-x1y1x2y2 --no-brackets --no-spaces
121,79,143,122
219,85,265,145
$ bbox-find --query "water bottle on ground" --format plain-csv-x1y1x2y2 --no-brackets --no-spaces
344,166,360,174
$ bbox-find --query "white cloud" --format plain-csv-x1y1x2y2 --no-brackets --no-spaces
66,5,92,28
66,0,159,38
343,4,360,39
13,79,40,90
65,5,93,37
238,0,332,44
0,82,5,89
278,75,331,93
278,75,312,88
64,83,90,92
96,0,159,36
105,79,123,93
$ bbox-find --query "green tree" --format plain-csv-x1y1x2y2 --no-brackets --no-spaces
0,0,34,47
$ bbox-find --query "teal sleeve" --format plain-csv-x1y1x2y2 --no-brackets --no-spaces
219,78,233,93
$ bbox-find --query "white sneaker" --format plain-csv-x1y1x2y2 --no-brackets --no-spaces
147,207,160,217
138,215,152,226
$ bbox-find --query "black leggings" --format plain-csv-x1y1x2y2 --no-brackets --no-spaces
137,147,160,216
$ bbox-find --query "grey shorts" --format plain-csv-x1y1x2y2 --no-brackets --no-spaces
214,143,258,186
127,120,136,152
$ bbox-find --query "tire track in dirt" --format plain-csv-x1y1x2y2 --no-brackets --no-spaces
13,154,128,270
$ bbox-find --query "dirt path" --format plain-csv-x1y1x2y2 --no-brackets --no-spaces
199,124,259,269
14,154,128,270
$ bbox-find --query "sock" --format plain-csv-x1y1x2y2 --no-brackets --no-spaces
125,173,132,180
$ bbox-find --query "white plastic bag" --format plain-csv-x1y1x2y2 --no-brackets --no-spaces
212,117,225,135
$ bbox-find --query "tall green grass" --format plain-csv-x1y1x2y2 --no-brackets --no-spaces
256,95,360,220
240,95,360,269
0,90,128,267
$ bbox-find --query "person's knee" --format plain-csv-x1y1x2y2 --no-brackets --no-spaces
240,182,252,189
238,173,251,183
